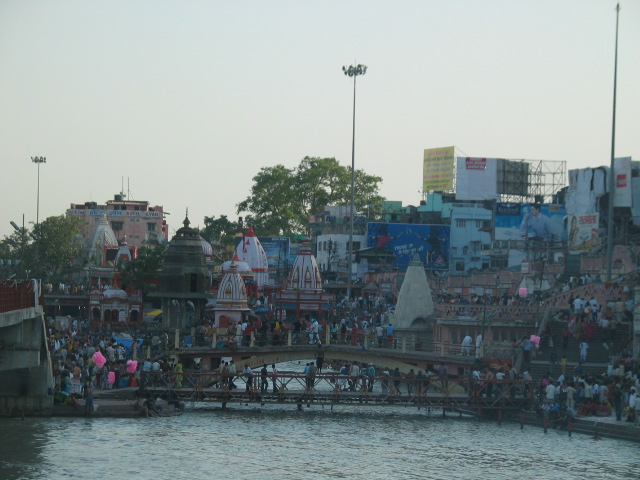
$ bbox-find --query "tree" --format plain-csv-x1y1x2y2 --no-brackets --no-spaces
36,215,86,280
0,227,34,279
236,157,385,236
118,245,167,295
0,215,85,281
198,215,241,261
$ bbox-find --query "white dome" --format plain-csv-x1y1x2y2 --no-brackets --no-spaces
222,254,252,274
199,235,213,257
103,287,128,300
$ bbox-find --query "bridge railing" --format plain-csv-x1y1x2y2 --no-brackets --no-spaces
139,371,534,410
434,303,542,324
179,329,520,360
0,279,40,314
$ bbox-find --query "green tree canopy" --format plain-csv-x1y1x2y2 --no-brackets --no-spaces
197,215,241,261
236,156,385,236
118,244,167,295
37,215,86,280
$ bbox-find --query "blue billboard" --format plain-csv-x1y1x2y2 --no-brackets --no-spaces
366,223,450,269
495,203,566,242
234,236,293,270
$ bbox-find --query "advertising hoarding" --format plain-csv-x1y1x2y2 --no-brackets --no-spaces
423,146,455,191
495,203,566,242
367,222,450,269
455,157,500,201
567,213,600,253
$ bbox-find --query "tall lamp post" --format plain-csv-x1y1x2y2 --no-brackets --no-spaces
31,156,46,236
342,63,367,305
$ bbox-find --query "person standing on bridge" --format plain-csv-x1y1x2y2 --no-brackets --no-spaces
306,362,317,390
386,324,395,348
461,334,472,356
271,364,279,393
309,318,320,344
376,324,384,347
315,344,326,373
260,364,269,393
475,333,483,358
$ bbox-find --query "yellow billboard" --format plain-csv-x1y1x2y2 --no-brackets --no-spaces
423,146,454,191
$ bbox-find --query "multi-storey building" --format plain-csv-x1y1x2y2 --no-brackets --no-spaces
67,193,168,248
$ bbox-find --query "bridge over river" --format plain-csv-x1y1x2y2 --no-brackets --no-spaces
141,370,534,417
175,342,480,375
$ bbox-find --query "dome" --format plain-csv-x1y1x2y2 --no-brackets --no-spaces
199,235,213,258
222,254,252,275
235,227,270,289
103,287,128,300
286,239,323,292
215,263,249,310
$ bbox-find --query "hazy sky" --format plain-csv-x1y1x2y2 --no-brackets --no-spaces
1,0,638,240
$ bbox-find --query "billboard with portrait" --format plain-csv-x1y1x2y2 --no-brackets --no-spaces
495,203,566,242
366,223,450,269
567,213,600,253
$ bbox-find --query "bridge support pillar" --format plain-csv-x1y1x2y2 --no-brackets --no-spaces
174,329,180,350
287,331,292,346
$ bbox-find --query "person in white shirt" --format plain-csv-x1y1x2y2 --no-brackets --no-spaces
475,334,483,358
461,335,472,356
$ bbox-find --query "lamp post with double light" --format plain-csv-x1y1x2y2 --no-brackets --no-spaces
342,63,367,306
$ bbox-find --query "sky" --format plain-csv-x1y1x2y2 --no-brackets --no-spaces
1,0,638,240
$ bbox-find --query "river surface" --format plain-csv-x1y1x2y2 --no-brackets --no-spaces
2,408,639,480
1,360,639,480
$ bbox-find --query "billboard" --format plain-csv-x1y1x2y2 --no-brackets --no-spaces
367,222,450,270
234,236,293,272
614,157,632,207
455,157,500,201
423,146,454,191
567,213,600,253
495,203,566,242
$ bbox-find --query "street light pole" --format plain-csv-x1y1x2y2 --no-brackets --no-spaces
31,156,46,235
606,3,620,281
342,63,367,306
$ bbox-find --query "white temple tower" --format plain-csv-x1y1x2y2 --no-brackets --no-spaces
235,227,270,290
389,254,434,331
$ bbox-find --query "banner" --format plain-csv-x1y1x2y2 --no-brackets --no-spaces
367,222,450,269
455,157,499,201
567,213,600,252
423,147,454,191
614,157,632,207
495,203,566,242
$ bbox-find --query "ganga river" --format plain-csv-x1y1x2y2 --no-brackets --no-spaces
1,407,639,480
1,358,639,480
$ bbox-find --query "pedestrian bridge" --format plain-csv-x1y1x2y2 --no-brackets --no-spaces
141,371,534,415
175,343,479,375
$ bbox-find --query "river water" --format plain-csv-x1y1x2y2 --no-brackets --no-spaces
1,360,639,480
2,407,639,480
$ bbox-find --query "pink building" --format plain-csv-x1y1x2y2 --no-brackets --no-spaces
67,193,168,248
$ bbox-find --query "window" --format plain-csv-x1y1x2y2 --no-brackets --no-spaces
351,241,361,252
475,220,483,229
111,221,124,231
456,219,466,228
455,262,465,272
491,256,508,269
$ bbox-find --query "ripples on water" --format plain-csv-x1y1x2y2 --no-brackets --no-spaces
1,406,639,480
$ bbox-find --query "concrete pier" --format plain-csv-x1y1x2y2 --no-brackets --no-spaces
0,282,53,417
